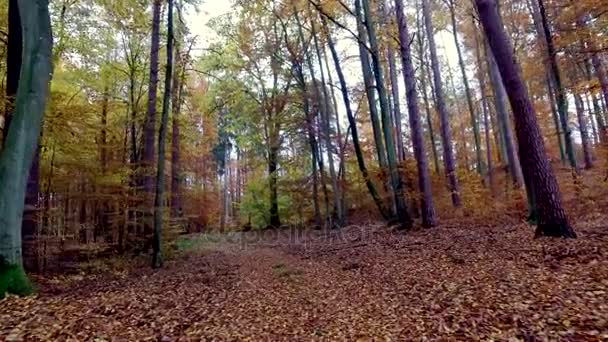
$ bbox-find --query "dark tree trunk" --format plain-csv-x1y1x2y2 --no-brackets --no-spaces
474,0,576,238
3,0,22,145
362,0,412,228
422,0,461,207
152,0,174,268
538,0,577,169
268,144,281,228
171,44,187,217
326,7,391,220
394,0,437,228
355,0,387,170
142,0,162,226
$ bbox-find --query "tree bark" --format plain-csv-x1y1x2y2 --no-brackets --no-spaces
362,0,412,228
152,0,174,268
325,8,391,220
0,0,53,296
422,0,461,207
574,94,593,169
474,0,576,238
538,0,577,169
355,0,387,170
394,0,437,228
2,0,22,146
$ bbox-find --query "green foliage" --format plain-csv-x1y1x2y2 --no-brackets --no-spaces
0,260,34,299
239,174,295,229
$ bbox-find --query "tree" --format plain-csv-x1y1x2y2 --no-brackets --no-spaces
394,0,437,228
152,0,175,268
0,0,53,296
361,0,412,228
474,0,576,238
421,0,461,207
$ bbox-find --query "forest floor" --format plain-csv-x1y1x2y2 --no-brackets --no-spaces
1,215,608,340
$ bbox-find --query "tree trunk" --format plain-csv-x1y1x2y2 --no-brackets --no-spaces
448,0,483,174
355,0,387,170
0,0,53,296
394,0,437,228
2,0,22,146
171,43,187,217
152,0,174,268
381,0,406,161
474,0,576,238
538,0,577,170
325,8,391,220
362,0,412,228
312,15,343,227
574,95,593,169
484,40,525,186
142,0,162,230
421,0,461,207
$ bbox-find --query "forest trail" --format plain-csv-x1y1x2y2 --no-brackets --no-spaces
2,219,608,340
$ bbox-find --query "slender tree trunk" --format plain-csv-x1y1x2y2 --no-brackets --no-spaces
170,46,185,217
381,0,406,161
152,0,174,268
583,94,599,146
448,0,483,174
312,15,343,227
484,40,524,186
546,76,567,162
474,0,576,238
473,25,495,191
362,0,412,228
142,0,162,232
325,9,391,220
591,54,608,109
574,94,594,169
394,0,437,228
415,13,440,174
538,0,577,169
422,0,461,207
355,0,387,170
0,0,53,296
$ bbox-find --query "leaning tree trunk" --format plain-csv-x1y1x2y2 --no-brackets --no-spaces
152,0,174,269
474,0,576,238
394,0,437,228
325,10,391,221
538,0,577,170
0,0,53,296
362,0,412,228
421,0,461,207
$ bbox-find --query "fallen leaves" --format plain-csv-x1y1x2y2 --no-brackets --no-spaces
1,218,608,340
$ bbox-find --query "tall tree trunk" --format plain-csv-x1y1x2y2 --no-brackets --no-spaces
142,0,162,230
474,0,576,238
484,40,524,186
152,0,174,268
473,25,495,191
362,0,412,228
355,0,387,170
381,0,406,161
415,12,440,174
448,0,483,174
0,0,53,296
325,9,391,220
394,0,437,228
171,44,187,217
537,0,577,169
526,0,566,163
591,54,608,110
268,143,281,228
574,94,594,169
421,0,461,207
312,15,343,227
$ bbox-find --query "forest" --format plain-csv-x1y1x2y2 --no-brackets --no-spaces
1,0,608,339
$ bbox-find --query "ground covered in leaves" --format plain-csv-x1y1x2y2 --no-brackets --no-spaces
2,216,608,340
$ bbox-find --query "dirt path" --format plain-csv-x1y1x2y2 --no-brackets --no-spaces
1,220,608,340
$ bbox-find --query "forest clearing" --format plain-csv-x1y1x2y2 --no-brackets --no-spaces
1,0,608,339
